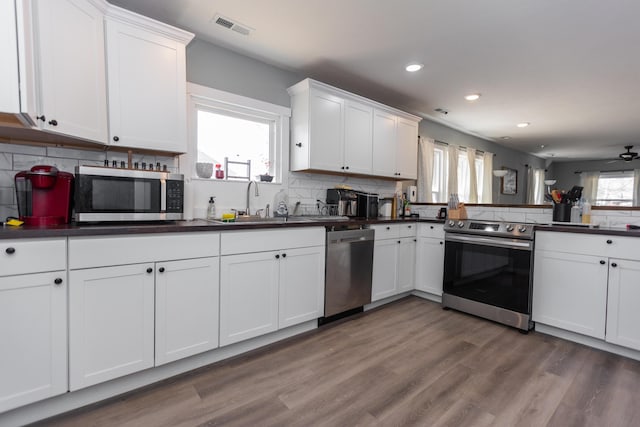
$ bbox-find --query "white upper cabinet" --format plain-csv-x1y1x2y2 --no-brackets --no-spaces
395,117,419,179
289,79,421,179
0,1,21,114
104,7,193,153
32,0,108,142
343,100,373,174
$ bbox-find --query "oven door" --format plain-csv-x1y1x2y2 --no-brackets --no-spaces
443,234,533,315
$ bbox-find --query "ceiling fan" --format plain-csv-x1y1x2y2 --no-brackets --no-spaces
619,145,639,162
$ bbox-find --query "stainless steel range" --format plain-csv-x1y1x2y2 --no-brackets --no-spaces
442,219,535,331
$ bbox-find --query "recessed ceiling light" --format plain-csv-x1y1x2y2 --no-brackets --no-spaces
516,122,530,128
500,136,511,140
405,63,424,72
464,93,481,101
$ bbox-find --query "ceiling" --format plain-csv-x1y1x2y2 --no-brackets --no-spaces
110,0,640,162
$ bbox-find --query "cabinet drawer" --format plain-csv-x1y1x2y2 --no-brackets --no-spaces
220,227,325,255
418,223,445,239
535,231,640,259
0,238,66,276
371,224,399,240
69,232,219,269
398,222,417,238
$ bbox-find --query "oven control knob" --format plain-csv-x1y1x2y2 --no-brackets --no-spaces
518,226,527,233
448,220,455,227
505,224,514,232
457,221,465,228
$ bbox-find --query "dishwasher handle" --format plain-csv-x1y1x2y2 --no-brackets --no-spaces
327,228,375,245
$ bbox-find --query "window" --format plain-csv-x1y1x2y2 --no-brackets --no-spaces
595,171,634,206
457,150,484,203
432,146,447,202
187,83,290,182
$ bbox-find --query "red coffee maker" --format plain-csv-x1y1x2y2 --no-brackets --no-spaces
15,165,74,226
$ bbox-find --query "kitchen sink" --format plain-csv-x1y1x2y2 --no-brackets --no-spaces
205,216,314,225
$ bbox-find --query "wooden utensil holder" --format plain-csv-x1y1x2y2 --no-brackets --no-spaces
448,203,468,220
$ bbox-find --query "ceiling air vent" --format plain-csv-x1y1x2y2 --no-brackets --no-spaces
212,14,253,36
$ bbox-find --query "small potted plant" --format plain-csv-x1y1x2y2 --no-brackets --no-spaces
258,161,273,182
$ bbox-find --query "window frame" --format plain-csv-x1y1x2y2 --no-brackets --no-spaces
186,83,291,183
595,170,634,206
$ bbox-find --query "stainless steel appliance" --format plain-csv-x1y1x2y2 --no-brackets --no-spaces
442,219,535,331
322,225,375,320
356,192,378,219
326,189,357,217
74,165,184,222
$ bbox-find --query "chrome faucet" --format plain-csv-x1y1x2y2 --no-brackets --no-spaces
246,180,259,216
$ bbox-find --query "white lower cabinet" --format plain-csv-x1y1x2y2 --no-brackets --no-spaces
0,271,67,413
69,263,155,390
415,224,445,296
68,233,219,390
532,250,608,339
371,223,416,301
605,258,640,350
155,257,219,366
220,251,280,346
219,228,325,347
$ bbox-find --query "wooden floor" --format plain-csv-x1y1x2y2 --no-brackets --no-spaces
39,296,640,427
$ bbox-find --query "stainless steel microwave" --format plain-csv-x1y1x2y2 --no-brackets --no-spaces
74,166,184,222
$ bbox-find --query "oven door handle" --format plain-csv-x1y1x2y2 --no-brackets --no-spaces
445,234,532,250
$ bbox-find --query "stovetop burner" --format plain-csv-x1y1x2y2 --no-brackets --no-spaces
443,219,534,240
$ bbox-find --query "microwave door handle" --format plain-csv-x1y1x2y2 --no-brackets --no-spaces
160,179,166,212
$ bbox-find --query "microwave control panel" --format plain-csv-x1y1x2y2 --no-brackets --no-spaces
166,180,184,213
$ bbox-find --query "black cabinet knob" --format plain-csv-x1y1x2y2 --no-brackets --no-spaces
430,226,434,229
54,278,63,285
606,239,613,244
397,240,401,244
408,225,412,228
159,267,165,273
146,267,153,273
275,254,280,259
295,142,302,147
5,247,15,255
611,262,618,268
48,119,58,126
386,226,390,230
345,166,349,170
113,136,120,142
440,241,443,245
282,253,287,258
600,260,606,265
36,115,46,122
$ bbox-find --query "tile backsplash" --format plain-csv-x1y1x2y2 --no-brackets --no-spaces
0,142,178,219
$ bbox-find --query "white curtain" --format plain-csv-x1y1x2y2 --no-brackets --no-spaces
446,145,459,199
526,167,546,204
417,137,435,202
482,151,493,203
580,171,600,203
634,169,640,206
466,147,478,203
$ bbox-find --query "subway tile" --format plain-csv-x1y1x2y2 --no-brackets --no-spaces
46,146,105,161
13,154,78,173
0,187,15,205
0,153,11,170
0,205,18,219
0,142,47,156
496,212,526,222
0,170,16,187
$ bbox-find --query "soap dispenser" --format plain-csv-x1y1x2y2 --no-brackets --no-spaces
207,196,216,219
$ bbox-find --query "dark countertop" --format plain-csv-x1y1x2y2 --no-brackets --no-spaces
535,224,640,237
0,217,445,240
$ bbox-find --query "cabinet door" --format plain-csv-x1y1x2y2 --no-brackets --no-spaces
397,237,416,292
415,237,445,295
155,257,219,366
0,0,20,113
105,19,187,152
279,246,325,329
220,252,279,346
69,264,155,390
395,117,418,179
372,110,397,177
0,271,67,413
308,89,344,172
372,239,399,301
343,100,373,174
606,258,640,350
532,250,608,339
34,0,108,142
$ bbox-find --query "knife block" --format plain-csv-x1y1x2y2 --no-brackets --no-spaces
448,203,468,220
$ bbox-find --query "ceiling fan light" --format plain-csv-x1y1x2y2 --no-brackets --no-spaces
405,63,424,72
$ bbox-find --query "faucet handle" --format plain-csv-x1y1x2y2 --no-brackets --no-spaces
256,208,265,218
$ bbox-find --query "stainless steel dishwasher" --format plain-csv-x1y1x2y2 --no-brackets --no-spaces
323,225,375,320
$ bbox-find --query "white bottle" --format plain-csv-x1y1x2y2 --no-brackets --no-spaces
570,204,581,223
207,196,216,219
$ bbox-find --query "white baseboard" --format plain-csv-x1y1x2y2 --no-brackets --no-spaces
0,321,317,427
